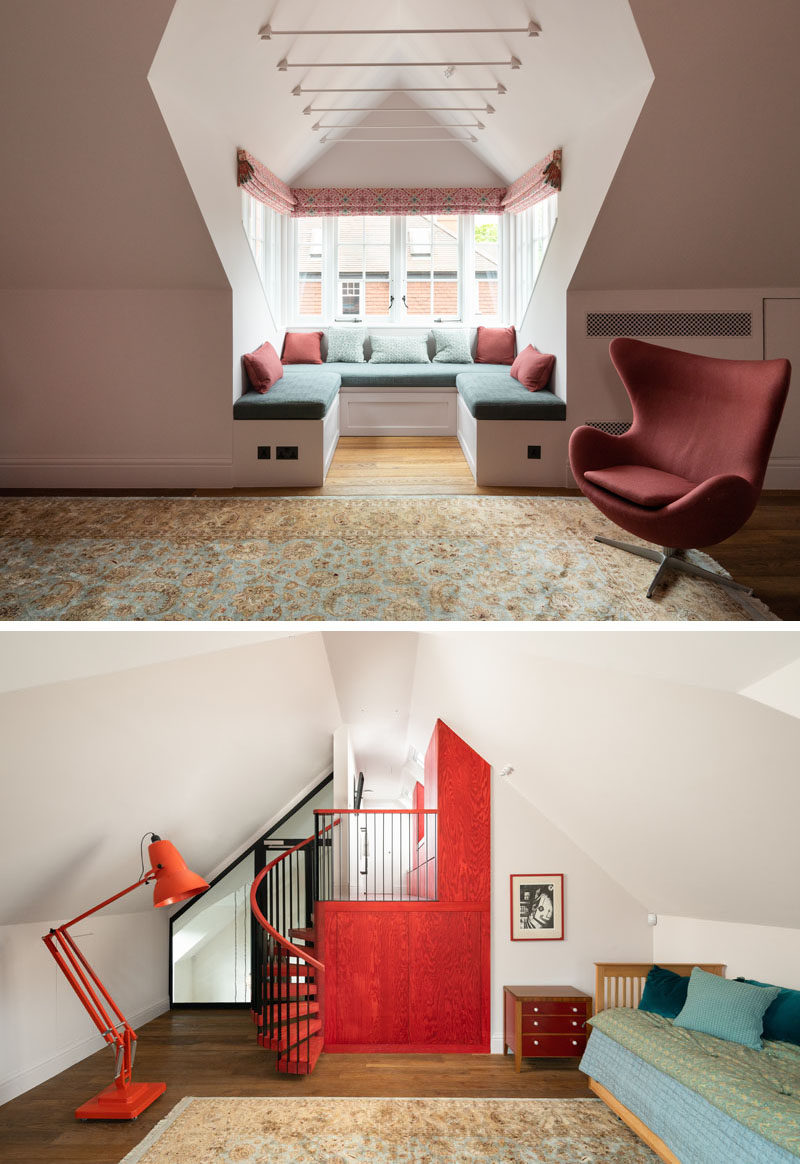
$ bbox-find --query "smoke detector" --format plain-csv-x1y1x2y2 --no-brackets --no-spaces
443,65,455,79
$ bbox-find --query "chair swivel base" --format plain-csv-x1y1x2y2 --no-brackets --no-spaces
594,537,753,600
75,1080,166,1120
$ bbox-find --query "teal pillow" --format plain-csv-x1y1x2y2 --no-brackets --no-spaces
432,329,473,364
639,965,690,1019
737,978,800,1046
673,968,780,1050
326,328,366,363
369,335,430,364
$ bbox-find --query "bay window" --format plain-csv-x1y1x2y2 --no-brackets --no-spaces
290,213,505,326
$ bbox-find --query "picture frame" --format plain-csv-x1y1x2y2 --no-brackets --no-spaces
510,873,564,941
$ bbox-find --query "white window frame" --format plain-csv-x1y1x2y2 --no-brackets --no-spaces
511,195,558,328
287,213,508,328
241,191,283,329
332,216,395,324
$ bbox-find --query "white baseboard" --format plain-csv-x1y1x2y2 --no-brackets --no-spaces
0,997,170,1106
491,1034,506,1055
0,457,233,489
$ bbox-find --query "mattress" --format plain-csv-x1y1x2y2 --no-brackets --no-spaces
581,1007,800,1162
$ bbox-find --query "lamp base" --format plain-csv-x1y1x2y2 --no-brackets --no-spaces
75,1080,166,1120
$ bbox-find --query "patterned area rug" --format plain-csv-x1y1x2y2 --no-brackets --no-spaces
0,496,771,621
119,1097,659,1163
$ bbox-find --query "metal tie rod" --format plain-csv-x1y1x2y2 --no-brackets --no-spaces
313,120,484,130
321,134,478,143
303,105,495,113
261,22,541,38
279,57,521,70
294,84,507,94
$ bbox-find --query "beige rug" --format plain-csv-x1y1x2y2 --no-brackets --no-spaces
119,1096,658,1163
0,495,772,621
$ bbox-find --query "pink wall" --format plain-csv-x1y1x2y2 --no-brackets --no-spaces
0,1,232,488
572,0,800,290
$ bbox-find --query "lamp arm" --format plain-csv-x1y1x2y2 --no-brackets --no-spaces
42,868,158,1088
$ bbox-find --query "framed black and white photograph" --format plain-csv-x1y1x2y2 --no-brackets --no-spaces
510,874,564,941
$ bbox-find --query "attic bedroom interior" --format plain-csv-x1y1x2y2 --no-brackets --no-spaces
1,627,800,1163
0,0,798,622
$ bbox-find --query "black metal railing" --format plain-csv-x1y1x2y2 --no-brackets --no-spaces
250,835,322,1073
314,809,438,903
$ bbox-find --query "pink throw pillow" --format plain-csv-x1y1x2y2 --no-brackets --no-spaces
243,340,283,394
475,325,516,365
282,331,323,365
511,344,555,392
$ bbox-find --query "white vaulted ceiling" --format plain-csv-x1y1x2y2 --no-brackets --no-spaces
2,628,799,930
150,0,651,186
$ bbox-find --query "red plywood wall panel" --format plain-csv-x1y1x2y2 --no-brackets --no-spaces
434,720,491,903
408,910,486,1047
324,910,410,1045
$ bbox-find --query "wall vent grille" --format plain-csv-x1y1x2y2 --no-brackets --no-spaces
586,420,632,436
586,311,751,338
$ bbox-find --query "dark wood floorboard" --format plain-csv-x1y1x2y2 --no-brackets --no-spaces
0,1009,591,1163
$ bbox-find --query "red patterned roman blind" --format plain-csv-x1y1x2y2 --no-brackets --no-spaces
236,148,296,215
501,148,562,214
290,186,506,217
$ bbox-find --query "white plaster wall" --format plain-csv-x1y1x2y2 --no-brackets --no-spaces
653,917,800,991
189,918,242,1003
491,774,650,1050
0,910,168,1106
0,1,233,489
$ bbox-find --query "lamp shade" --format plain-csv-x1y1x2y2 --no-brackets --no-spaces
148,838,209,907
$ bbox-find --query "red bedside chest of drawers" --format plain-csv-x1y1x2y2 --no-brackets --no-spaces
503,985,592,1072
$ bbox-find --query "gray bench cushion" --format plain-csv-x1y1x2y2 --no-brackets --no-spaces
320,362,512,387
234,371,341,420
456,372,566,420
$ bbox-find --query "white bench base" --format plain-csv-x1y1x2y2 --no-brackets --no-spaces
338,389,456,437
457,395,565,487
233,397,339,487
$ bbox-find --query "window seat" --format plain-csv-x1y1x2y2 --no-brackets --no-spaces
455,372,567,487
320,362,513,389
232,364,567,487
233,371,340,420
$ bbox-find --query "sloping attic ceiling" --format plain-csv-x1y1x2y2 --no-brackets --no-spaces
149,0,651,186
4,629,798,930
407,631,800,929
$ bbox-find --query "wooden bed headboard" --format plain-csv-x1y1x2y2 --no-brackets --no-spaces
594,962,726,1015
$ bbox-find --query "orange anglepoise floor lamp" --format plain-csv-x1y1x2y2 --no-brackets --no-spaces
43,834,208,1120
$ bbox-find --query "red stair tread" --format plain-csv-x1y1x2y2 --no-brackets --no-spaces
288,927,316,943
263,1018,322,1052
277,1035,324,1075
270,983,318,998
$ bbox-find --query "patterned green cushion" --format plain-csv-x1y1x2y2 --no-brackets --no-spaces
326,328,366,363
432,329,473,364
639,965,690,1020
369,334,430,364
674,968,780,1050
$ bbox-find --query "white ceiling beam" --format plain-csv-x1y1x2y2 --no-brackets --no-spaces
260,22,541,38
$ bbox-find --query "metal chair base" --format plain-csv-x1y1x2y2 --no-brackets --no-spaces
594,537,754,600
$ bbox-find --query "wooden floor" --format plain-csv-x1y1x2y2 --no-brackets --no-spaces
0,1009,590,1163
4,436,799,619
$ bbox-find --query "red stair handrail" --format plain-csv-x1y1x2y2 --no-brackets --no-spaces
249,825,333,971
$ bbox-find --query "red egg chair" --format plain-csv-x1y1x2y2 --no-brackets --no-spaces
569,338,791,598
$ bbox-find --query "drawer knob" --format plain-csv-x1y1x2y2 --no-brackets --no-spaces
572,1040,578,1046
533,1021,539,1026
533,1040,539,1045
533,1007,539,1012
572,1007,578,1012
572,1021,578,1027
